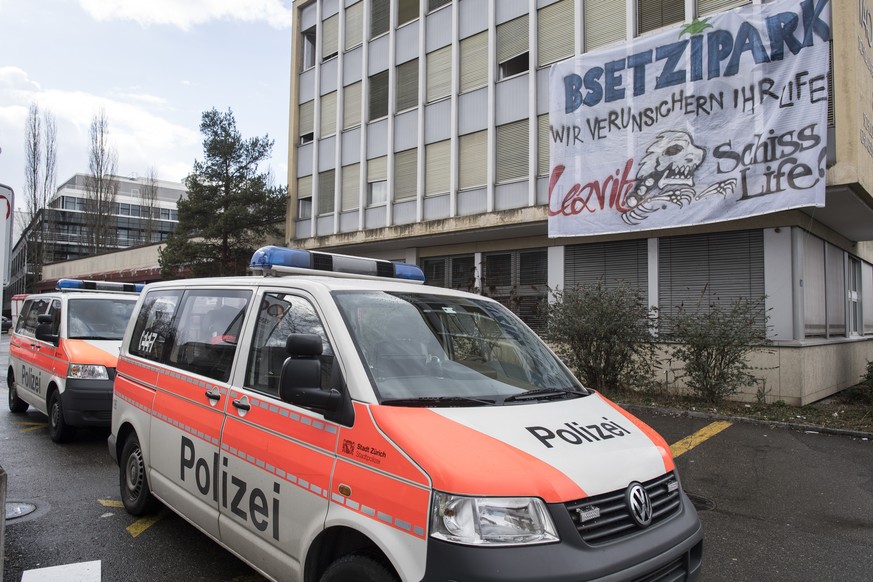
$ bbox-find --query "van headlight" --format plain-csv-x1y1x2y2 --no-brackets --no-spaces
68,364,109,380
430,492,558,545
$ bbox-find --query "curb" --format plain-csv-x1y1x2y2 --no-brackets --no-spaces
619,403,873,440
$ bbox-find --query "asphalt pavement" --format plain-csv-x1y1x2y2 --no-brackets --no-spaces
1,332,872,581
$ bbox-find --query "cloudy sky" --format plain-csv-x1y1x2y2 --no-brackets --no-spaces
0,0,293,216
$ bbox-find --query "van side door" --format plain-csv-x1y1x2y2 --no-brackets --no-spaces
218,290,340,581
10,298,52,408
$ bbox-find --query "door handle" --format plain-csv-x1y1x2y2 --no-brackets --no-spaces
205,389,221,402
232,397,251,411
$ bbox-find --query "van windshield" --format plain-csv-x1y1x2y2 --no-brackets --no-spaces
333,291,587,406
68,298,136,340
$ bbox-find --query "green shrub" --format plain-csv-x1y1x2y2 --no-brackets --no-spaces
665,296,771,403
543,282,658,394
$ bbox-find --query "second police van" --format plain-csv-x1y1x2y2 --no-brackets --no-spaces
8,280,141,442
109,247,703,581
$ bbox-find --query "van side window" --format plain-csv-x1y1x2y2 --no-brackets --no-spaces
129,291,183,363
18,299,50,338
245,292,335,397
165,290,251,383
49,300,61,336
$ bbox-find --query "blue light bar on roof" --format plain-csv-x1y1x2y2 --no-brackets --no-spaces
250,246,425,282
57,279,145,293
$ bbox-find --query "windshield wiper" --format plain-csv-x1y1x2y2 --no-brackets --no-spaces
380,396,496,408
501,388,585,403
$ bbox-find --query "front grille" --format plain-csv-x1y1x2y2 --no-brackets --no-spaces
564,472,682,545
633,555,685,582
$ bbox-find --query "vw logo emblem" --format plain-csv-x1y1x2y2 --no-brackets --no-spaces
626,483,653,528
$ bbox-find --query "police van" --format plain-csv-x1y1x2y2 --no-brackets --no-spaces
109,247,703,582
8,280,142,442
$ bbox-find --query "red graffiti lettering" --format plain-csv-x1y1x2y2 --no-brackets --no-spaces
547,160,636,217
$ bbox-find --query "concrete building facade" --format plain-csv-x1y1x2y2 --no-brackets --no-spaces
6,173,185,299
286,0,873,404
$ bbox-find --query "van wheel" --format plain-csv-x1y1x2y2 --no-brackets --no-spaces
48,391,74,443
7,371,28,413
320,555,399,582
120,433,158,516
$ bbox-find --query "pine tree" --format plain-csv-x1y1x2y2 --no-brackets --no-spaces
159,108,287,278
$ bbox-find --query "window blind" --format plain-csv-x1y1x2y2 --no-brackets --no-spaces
369,70,389,121
371,0,390,38
638,0,685,35
565,239,648,299
343,82,362,129
320,91,337,136
497,15,529,64
317,169,335,215
397,0,419,26
394,149,418,200
460,32,488,93
341,163,360,211
368,156,388,182
538,0,574,67
396,59,419,112
345,1,363,50
427,45,452,102
425,140,451,196
496,119,529,183
322,14,339,59
537,114,549,177
299,100,314,135
585,0,626,51
459,130,487,189
698,0,749,17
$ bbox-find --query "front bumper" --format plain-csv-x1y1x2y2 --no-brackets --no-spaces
421,490,703,582
60,377,114,427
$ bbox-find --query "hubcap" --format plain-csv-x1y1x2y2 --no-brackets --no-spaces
126,447,144,498
51,399,60,428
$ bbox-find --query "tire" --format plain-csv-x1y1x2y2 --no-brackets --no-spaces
320,555,399,582
48,390,75,443
7,370,28,413
120,433,159,516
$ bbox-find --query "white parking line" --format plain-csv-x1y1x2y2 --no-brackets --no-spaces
20,560,101,581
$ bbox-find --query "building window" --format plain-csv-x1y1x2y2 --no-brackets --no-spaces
637,0,684,36
537,114,549,177
422,255,475,291
425,140,450,197
368,156,388,206
320,91,337,137
460,31,488,93
371,0,390,38
345,1,363,50
369,70,390,121
341,163,360,211
565,240,648,300
368,181,388,206
394,148,417,201
428,0,451,12
322,14,339,60
849,257,861,336
318,170,336,215
698,0,750,18
497,15,529,80
496,119,529,183
299,100,314,144
396,58,419,112
344,82,362,129
483,249,548,332
298,175,313,219
302,26,316,70
538,0,574,67
397,0,419,27
426,45,451,102
585,0,625,51
659,230,765,333
459,130,487,190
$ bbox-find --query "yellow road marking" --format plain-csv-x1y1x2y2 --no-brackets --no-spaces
98,499,124,508
14,421,47,433
127,514,164,538
671,421,733,458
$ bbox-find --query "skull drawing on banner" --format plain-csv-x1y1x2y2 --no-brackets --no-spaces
622,131,707,225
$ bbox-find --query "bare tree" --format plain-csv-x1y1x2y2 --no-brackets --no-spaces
22,103,58,284
141,166,159,244
83,108,119,254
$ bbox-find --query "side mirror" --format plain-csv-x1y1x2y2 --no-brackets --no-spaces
279,333,340,410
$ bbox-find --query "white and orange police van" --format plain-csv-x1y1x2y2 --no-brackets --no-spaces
8,279,142,442
109,247,703,582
